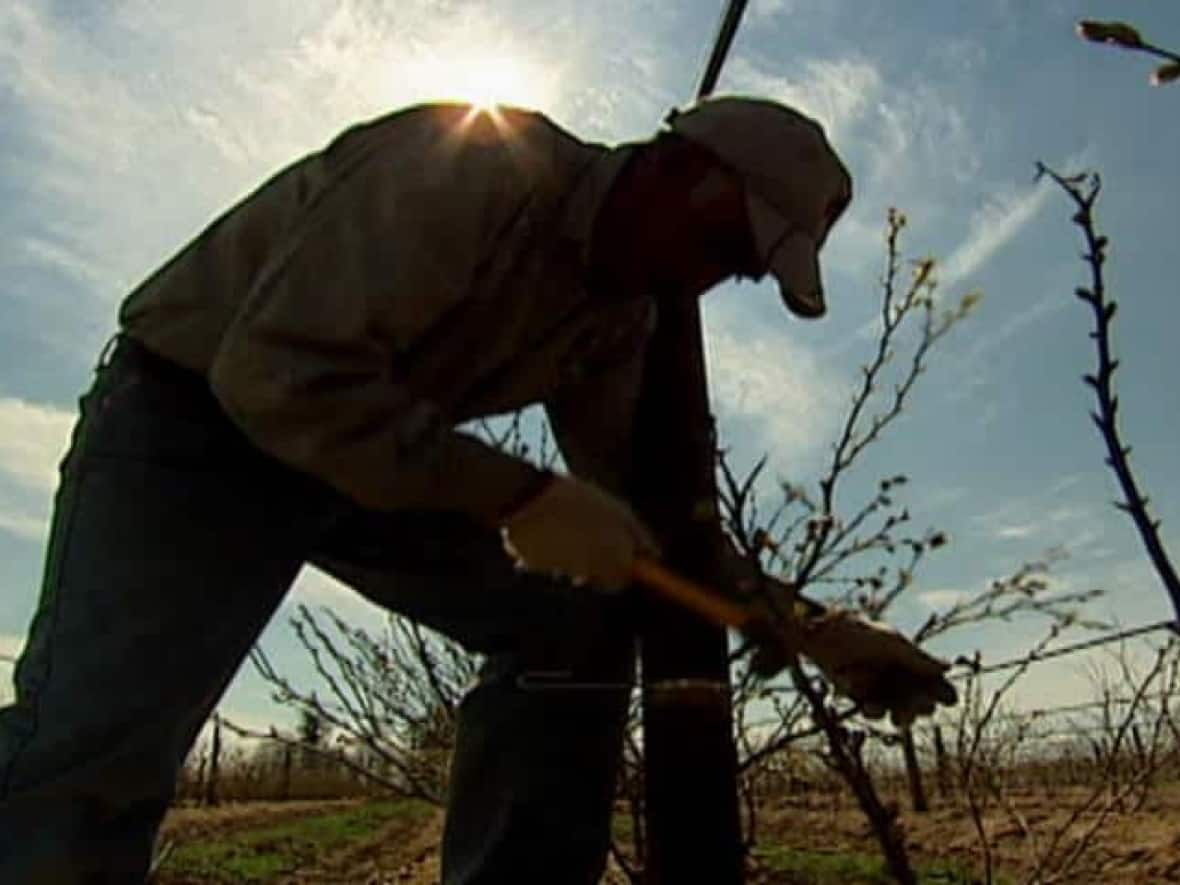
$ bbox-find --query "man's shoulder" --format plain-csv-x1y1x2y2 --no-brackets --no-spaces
324,102,605,175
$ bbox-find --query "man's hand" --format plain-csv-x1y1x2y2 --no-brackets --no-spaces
747,597,957,728
501,474,660,592
712,533,956,727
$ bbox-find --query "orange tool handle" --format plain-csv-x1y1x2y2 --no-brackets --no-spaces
631,558,753,630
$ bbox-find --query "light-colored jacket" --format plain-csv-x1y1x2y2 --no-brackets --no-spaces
120,103,652,520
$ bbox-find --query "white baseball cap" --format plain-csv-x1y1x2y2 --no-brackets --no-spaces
666,96,852,318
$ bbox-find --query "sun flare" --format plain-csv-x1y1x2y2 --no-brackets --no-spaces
411,49,555,111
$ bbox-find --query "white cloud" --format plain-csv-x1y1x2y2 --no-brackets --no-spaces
0,397,73,492
749,0,799,23
705,299,843,468
973,497,1100,544
0,0,666,316
918,588,969,610
0,633,25,663
15,235,113,291
863,84,980,192
928,37,988,74
290,566,354,606
287,565,388,627
0,511,49,543
724,52,987,288
0,397,71,542
915,484,970,513
995,523,1038,540
726,55,882,145
0,634,25,703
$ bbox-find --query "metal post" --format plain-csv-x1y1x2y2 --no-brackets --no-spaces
632,292,743,883
632,3,751,879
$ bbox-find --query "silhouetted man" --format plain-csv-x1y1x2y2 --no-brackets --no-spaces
0,97,859,882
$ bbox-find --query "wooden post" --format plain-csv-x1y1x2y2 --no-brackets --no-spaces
932,725,951,800
203,713,221,807
631,291,743,883
282,742,293,800
900,728,928,813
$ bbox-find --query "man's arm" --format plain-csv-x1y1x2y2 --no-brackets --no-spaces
544,343,647,498
546,329,775,594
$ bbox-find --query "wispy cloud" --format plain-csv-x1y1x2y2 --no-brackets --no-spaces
970,494,1110,554
941,290,1068,407
939,179,1054,290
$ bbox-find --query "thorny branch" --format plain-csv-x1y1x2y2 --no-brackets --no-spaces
1036,163,1180,627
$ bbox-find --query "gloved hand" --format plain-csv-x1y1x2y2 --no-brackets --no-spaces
500,474,660,592
748,601,957,728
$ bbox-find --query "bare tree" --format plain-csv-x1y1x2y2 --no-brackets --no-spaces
951,633,1179,884
247,604,478,804
712,209,1000,883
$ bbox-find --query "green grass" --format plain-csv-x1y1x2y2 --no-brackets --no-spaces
753,845,988,884
612,814,991,884
161,799,433,883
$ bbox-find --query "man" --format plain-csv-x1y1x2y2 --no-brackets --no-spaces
0,96,921,883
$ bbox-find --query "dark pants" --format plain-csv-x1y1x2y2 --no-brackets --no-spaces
0,336,634,883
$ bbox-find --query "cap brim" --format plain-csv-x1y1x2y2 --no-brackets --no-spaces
768,232,826,319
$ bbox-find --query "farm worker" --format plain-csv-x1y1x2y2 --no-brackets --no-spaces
0,96,935,884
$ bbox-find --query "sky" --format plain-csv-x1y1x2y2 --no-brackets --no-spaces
2,0,1179,739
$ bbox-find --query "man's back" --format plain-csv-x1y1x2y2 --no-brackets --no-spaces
115,103,645,514
119,103,602,376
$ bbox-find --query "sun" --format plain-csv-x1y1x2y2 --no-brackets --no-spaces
410,48,556,111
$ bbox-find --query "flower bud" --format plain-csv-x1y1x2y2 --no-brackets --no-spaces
1152,62,1180,86
1076,20,1144,49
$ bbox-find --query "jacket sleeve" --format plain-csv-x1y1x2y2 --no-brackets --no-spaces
209,121,545,522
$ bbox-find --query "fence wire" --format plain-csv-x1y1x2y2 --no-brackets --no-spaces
951,618,1179,678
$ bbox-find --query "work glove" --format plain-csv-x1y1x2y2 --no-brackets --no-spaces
747,597,957,728
501,474,660,592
